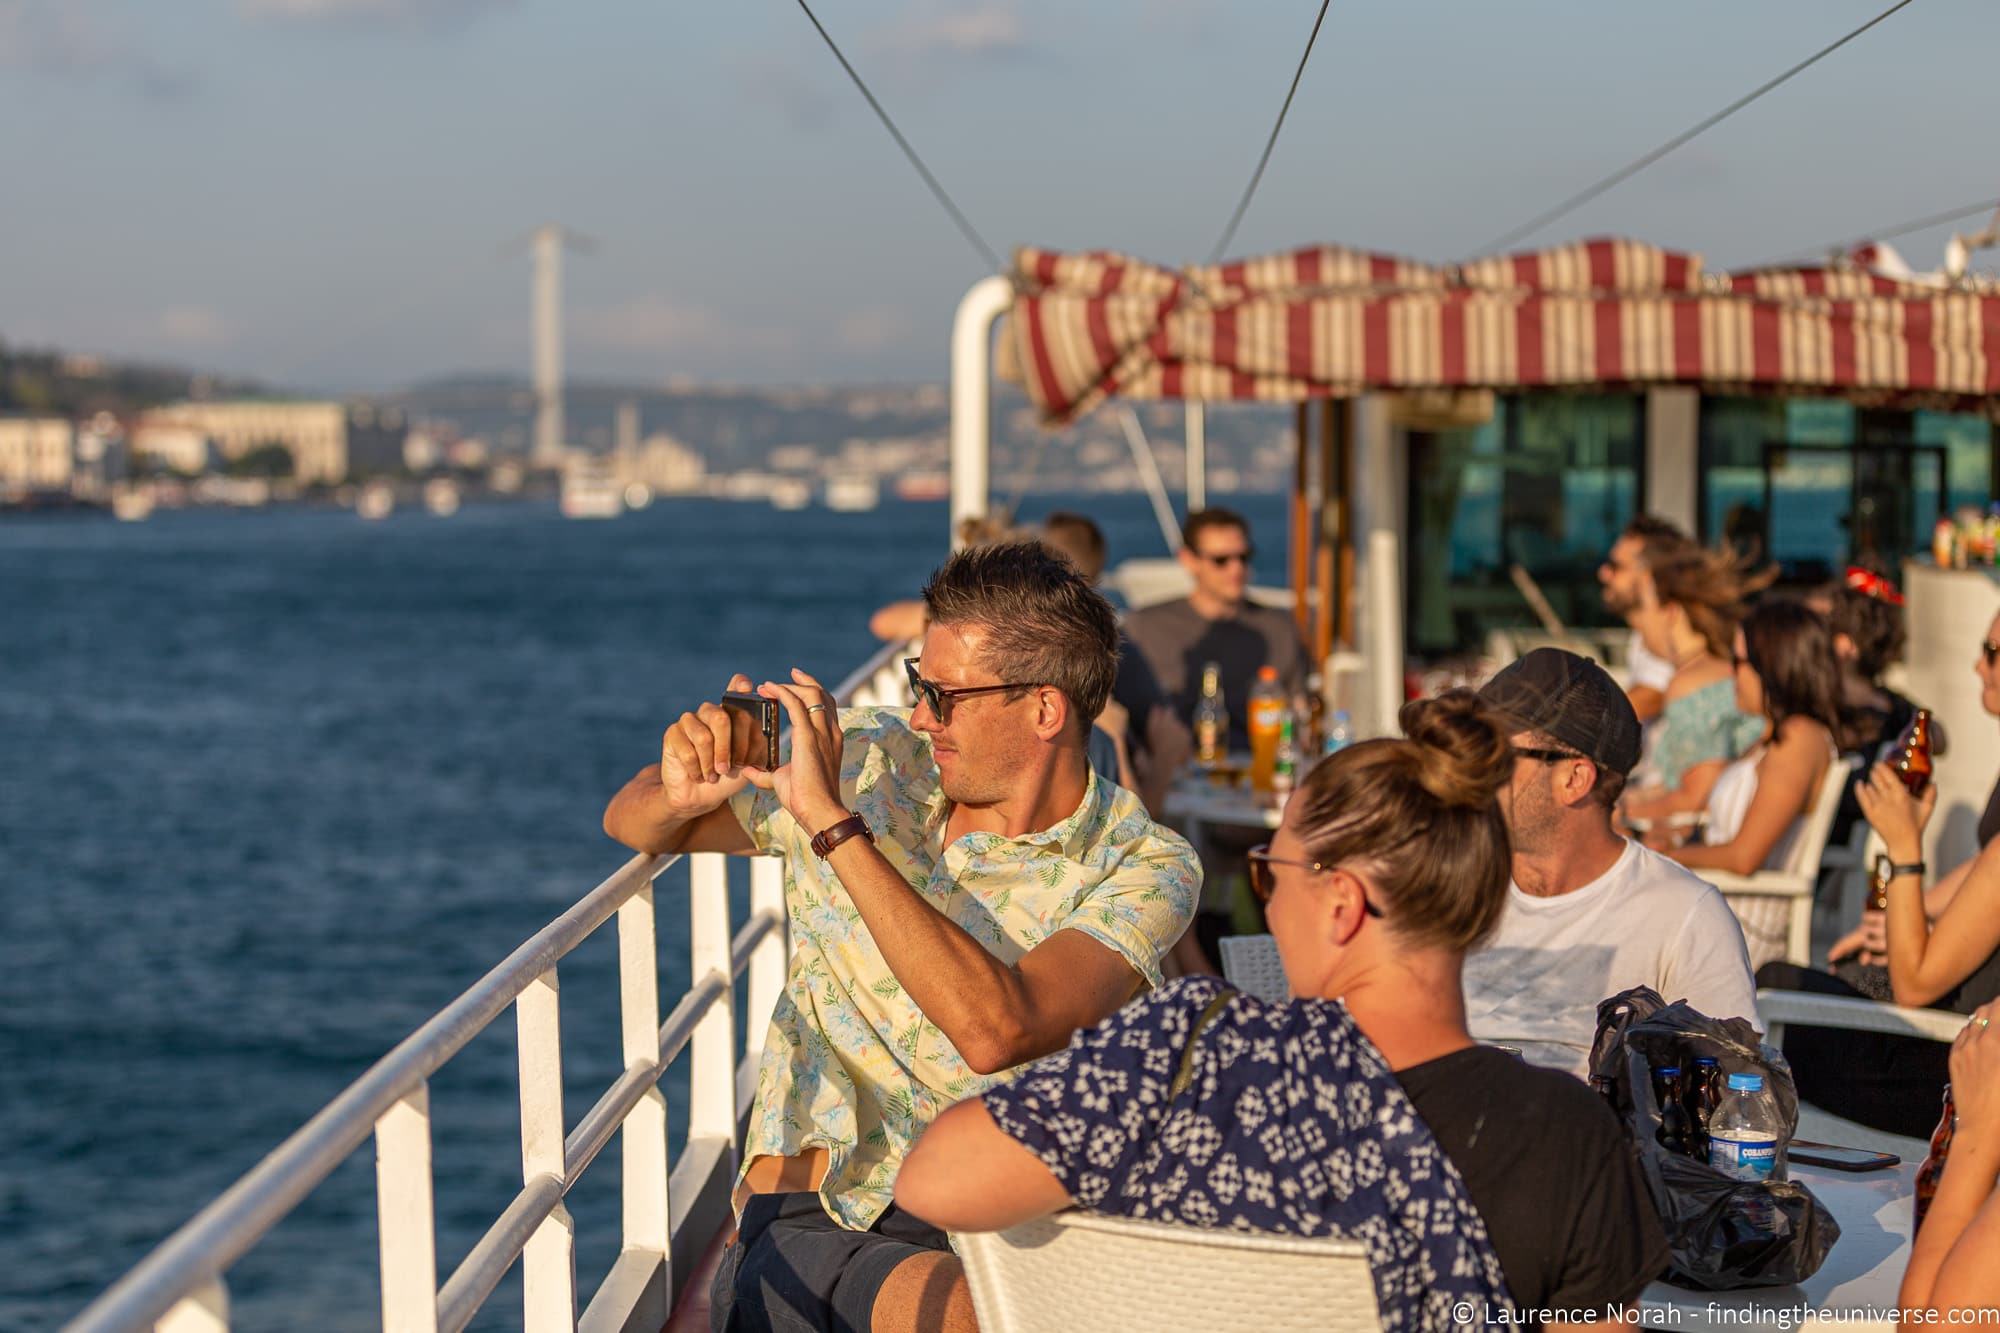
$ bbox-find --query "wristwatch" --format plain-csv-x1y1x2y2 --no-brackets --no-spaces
810,813,873,859
1874,853,1927,881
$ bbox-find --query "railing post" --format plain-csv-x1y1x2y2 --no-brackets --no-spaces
745,857,787,1068
517,970,576,1331
688,855,739,1150
154,1280,227,1333
375,1083,439,1332
617,884,671,1323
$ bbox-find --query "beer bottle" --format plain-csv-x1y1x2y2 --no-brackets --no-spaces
1193,663,1228,769
1686,1056,1720,1157
1654,1065,1693,1155
1867,855,1892,913
1892,709,1935,797
1915,1084,1956,1232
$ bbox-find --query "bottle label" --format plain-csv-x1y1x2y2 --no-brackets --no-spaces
1708,1134,1779,1181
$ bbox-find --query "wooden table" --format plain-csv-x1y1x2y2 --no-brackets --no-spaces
1638,1163,1912,1332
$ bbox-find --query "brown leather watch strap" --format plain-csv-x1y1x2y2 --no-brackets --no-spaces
810,813,873,859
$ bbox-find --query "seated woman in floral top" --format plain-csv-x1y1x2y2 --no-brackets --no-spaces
897,693,1669,1333
1621,546,1769,827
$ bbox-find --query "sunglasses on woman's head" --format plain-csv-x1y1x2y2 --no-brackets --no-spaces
1246,844,1383,915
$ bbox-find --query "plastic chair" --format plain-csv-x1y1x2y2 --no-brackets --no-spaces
1707,758,1856,970
955,1210,1381,1333
1755,986,1965,1160
1217,933,1289,1002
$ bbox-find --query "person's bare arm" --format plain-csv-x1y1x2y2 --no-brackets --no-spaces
760,670,1167,1074
1627,684,1665,724
869,599,928,644
895,1099,1073,1231
1854,762,2000,1007
1672,731,1818,877
1902,1001,2000,1314
1622,758,1728,822
600,674,760,856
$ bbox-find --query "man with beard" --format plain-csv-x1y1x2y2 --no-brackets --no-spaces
1598,515,1691,724
1461,648,1757,1077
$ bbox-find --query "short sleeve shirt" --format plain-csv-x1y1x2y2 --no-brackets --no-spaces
727,707,1201,1229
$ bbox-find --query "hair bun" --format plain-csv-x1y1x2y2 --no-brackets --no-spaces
1397,691,1513,810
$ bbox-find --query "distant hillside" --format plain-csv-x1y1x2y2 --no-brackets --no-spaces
0,339,266,419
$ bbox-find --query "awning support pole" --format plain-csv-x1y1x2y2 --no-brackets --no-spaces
1291,404,1311,645
1185,402,1207,511
948,276,1015,548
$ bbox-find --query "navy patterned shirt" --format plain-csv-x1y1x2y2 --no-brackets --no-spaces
983,976,1515,1333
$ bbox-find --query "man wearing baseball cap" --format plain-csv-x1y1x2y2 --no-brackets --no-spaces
1463,647,1757,1077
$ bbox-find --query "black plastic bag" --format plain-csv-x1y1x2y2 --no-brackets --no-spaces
1588,985,1841,1290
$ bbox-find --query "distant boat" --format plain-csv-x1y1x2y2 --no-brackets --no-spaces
825,474,880,512
561,458,623,519
893,473,950,503
769,479,811,511
357,482,395,521
111,486,154,522
423,479,461,517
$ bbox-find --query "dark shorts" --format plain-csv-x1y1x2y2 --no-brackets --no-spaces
709,1191,951,1333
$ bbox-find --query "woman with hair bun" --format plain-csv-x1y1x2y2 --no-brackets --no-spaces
896,693,1668,1330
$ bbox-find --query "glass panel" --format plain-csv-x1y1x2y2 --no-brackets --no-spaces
1407,393,1643,656
1915,410,1995,515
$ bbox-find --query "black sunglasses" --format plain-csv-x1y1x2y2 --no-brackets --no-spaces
904,658,1038,723
1983,639,1999,668
1197,548,1255,568
1246,844,1384,916
1514,746,1587,765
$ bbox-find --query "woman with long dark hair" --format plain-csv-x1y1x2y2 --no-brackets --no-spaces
895,694,1667,1330
1665,599,1843,969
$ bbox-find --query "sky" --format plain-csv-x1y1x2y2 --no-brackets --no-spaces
2,0,1996,393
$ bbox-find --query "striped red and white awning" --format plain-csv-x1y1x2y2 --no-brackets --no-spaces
998,238,2000,425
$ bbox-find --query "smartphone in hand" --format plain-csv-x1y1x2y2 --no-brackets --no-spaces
720,692,779,771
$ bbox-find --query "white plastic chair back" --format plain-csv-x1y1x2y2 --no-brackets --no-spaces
1218,933,1289,1002
1756,987,1964,1160
1711,757,1855,969
955,1211,1381,1333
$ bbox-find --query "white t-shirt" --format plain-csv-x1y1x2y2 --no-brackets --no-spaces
1464,839,1758,1078
1626,629,1674,692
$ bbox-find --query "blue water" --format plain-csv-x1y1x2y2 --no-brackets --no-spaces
0,494,1286,1331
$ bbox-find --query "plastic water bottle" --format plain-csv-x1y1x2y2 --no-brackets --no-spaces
1707,1072,1787,1182
1324,709,1352,757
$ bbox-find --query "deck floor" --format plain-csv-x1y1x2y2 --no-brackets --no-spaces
663,1226,731,1333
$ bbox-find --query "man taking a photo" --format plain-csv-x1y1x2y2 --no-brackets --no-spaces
603,540,1200,1333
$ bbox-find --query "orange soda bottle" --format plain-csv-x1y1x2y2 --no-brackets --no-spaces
1248,666,1286,793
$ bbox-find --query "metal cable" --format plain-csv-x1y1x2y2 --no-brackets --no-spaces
1471,0,1921,256
1741,194,2000,269
1208,0,1335,265
793,0,1006,273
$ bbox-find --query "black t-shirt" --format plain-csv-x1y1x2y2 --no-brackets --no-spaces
1125,597,1307,748
1397,1046,1670,1314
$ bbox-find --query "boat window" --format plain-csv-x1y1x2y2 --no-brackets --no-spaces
1698,398,1987,580
1406,393,1644,658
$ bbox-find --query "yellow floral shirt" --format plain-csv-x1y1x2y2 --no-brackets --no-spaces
728,706,1201,1229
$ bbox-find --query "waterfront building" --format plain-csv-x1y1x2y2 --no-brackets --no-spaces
0,416,76,492
136,400,405,484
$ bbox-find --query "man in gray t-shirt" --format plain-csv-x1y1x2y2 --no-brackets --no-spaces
1126,508,1306,748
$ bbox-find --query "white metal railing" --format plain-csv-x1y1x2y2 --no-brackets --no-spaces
66,638,915,1333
